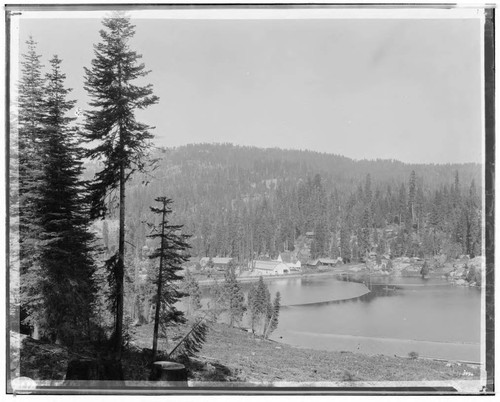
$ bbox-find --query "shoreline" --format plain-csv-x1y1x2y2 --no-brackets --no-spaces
196,265,460,288
273,329,481,362
197,265,364,287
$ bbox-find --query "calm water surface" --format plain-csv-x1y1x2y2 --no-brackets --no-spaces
263,275,482,362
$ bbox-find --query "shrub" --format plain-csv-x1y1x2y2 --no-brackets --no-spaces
466,266,477,283
342,370,355,381
408,351,419,360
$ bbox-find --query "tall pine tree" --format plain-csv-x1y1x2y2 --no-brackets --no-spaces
83,13,159,357
37,55,97,344
17,37,48,336
223,261,245,327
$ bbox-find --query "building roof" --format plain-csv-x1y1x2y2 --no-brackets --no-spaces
318,258,338,264
200,257,233,265
213,257,233,265
307,258,337,266
253,260,287,270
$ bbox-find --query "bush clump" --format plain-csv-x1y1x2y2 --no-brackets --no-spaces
408,351,419,360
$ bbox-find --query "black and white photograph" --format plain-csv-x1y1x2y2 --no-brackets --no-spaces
5,2,494,396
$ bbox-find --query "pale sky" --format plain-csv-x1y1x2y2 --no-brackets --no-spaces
14,9,484,164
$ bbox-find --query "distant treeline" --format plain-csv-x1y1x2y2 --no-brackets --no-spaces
92,143,482,262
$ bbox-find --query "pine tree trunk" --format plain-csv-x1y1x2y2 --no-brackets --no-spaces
152,202,167,361
115,162,125,360
263,311,274,339
152,266,163,360
114,50,125,360
262,315,268,337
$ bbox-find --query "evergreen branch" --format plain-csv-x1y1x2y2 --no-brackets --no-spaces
125,240,136,249
167,317,209,360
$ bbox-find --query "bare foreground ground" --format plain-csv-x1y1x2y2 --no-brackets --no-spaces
17,320,480,385
132,322,480,384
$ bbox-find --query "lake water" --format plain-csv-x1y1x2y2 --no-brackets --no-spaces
261,275,482,362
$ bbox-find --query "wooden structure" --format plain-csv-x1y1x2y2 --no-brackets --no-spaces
251,260,289,275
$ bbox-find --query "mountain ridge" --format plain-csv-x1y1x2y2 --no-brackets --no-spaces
156,142,483,167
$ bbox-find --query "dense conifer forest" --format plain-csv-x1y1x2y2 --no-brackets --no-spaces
92,143,482,263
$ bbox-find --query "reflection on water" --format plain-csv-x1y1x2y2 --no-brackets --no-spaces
265,275,482,362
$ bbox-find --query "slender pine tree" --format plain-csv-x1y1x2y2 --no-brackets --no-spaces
248,276,271,335
464,180,481,257
247,284,258,333
359,207,371,257
223,262,245,327
83,13,159,357
147,197,190,361
408,170,417,225
264,291,281,339
183,269,202,316
397,183,407,226
207,279,225,321
339,224,351,262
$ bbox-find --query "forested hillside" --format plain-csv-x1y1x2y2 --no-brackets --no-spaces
90,143,483,263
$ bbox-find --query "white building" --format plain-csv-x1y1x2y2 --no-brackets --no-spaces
251,260,290,276
277,253,302,272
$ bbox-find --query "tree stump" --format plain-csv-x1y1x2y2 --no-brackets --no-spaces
64,358,124,388
149,361,188,386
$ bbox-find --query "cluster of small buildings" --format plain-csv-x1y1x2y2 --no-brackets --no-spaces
250,260,291,276
249,255,347,276
247,251,302,276
186,252,345,277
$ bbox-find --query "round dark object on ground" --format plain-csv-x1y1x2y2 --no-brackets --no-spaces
149,361,188,386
